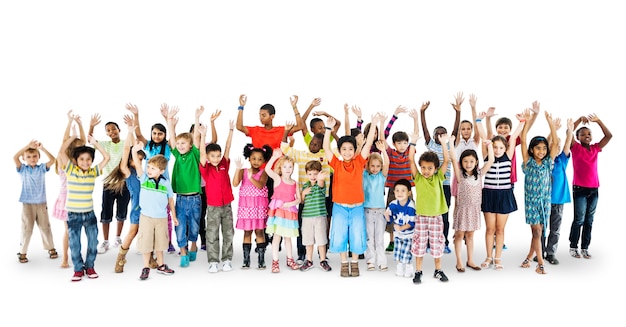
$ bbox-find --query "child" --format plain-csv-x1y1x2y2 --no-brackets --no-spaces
364,140,390,271
568,113,612,259
384,179,416,278
199,118,236,273
409,133,452,284
539,117,574,265
57,132,110,282
233,144,273,269
299,161,331,272
89,113,128,254
450,112,493,272
480,113,526,270
132,143,178,280
323,114,379,277
420,94,462,254
52,110,86,268
299,97,342,145
14,140,57,264
112,118,151,273
452,94,481,201
265,150,301,272
167,107,203,267
519,106,559,274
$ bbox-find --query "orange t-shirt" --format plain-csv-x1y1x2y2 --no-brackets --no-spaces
329,155,366,204
246,126,286,149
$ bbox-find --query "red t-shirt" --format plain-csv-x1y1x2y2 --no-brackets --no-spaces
199,157,234,206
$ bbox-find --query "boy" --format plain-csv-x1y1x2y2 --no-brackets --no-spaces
323,114,379,277
132,143,177,280
299,97,341,146
384,179,416,278
89,114,128,254
409,132,451,284
14,140,57,263
167,107,203,267
57,133,110,282
299,160,331,272
199,117,236,273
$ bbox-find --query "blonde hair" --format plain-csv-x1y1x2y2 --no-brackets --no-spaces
366,152,383,172
274,155,295,176
175,132,193,143
148,154,168,170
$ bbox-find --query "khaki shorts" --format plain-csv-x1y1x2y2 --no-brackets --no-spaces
136,214,169,254
301,216,328,246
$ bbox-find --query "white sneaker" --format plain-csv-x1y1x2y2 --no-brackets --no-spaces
97,241,109,254
113,237,122,248
208,262,219,273
222,260,233,272
396,262,405,277
403,263,414,278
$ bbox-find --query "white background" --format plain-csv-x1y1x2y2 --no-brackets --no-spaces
2,1,623,325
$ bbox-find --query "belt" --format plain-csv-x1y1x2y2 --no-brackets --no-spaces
177,193,199,197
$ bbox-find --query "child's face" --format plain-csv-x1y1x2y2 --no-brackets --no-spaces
76,152,93,171
23,151,39,167
105,123,120,142
531,142,548,161
393,184,411,203
577,128,592,146
433,127,447,144
461,155,477,174
368,158,382,175
208,150,222,167
308,137,322,154
175,137,192,154
394,140,409,153
311,121,325,135
493,140,507,158
419,161,436,178
496,124,511,136
259,109,274,126
249,151,265,170
146,163,164,179
306,169,320,183
280,160,294,177
339,142,356,161
151,128,166,143
460,122,473,140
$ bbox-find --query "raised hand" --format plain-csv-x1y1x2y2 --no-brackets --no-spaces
486,107,497,118
229,119,235,130
126,103,139,115
587,113,600,123
90,113,101,128
310,97,321,107
239,94,247,107
234,157,243,169
451,92,464,111
210,109,221,122
420,101,431,112
285,121,296,131
326,116,337,129
394,105,408,116
351,105,362,118
567,118,574,131
344,103,350,114
290,95,299,108
531,101,540,115
123,114,134,126
408,108,419,119
159,103,169,117
196,106,205,119
375,140,386,151
477,111,487,120
469,94,477,108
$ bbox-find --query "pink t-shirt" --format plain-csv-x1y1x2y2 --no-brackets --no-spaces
571,142,601,188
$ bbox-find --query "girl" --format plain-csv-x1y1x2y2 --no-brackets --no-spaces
52,110,86,268
363,141,390,271
233,144,272,269
111,120,154,273
450,113,494,272
519,106,559,274
480,112,525,270
265,150,301,273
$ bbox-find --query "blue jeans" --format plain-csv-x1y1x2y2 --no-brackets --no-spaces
569,186,598,250
174,194,201,248
329,204,366,254
67,211,99,272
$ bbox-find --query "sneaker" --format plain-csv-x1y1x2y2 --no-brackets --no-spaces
208,262,219,273
434,269,449,282
545,254,560,265
139,267,150,280
358,254,365,260
503,244,508,250
300,260,314,271
157,264,175,275
379,265,388,271
71,270,84,282
569,248,581,258
85,268,99,279
167,244,176,254
222,260,233,272
403,263,414,278
113,237,122,248
97,241,109,254
200,244,206,251
385,242,394,252
188,251,197,262
296,255,305,266
581,249,592,259
319,260,332,272
396,262,405,277
180,255,190,267
412,271,423,284
443,246,452,254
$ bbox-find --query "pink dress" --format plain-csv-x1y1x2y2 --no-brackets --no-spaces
236,168,269,231
453,172,482,231
52,167,68,221
265,180,299,238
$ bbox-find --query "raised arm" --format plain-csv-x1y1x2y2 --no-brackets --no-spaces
264,149,282,182
480,139,495,176
588,113,612,149
198,123,208,167
450,92,464,140
119,120,136,178
193,106,204,149
91,134,110,172
378,140,390,177
131,140,145,176
546,111,559,160
235,94,249,136
343,103,351,136
289,95,306,136
506,112,526,159
408,132,419,179
208,109,220,144
385,106,407,140
439,134,452,175
419,101,432,145
126,103,148,145
563,118,574,156
469,94,480,144
166,106,180,150
313,110,342,141
57,126,79,168
485,107,497,139
323,116,337,162
520,108,534,167
39,143,56,169
300,97,321,137
224,120,235,160
13,140,38,168
449,135,461,182
361,113,381,159
88,113,101,137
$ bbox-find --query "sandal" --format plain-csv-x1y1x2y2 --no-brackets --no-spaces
271,260,280,273
480,257,493,269
520,257,531,268
367,262,376,271
494,258,503,271
17,253,28,263
286,257,300,270
536,264,547,274
48,248,59,259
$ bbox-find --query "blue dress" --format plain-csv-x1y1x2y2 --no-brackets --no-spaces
522,157,553,225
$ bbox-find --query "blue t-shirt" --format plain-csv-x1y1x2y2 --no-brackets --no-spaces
138,173,173,218
363,170,386,209
551,151,571,205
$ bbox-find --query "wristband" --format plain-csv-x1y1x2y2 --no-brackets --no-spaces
409,142,416,147
519,119,526,122
325,127,332,130
475,119,482,122
238,106,244,110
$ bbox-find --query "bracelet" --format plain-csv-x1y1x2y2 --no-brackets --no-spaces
294,112,300,116
325,127,332,130
475,119,482,122
237,106,244,110
409,142,416,147
519,119,526,122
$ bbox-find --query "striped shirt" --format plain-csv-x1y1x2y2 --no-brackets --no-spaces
138,173,173,218
17,163,49,204
281,142,331,197
301,181,327,218
65,162,101,213
385,147,414,187
427,139,451,186
100,140,124,177
483,154,512,190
